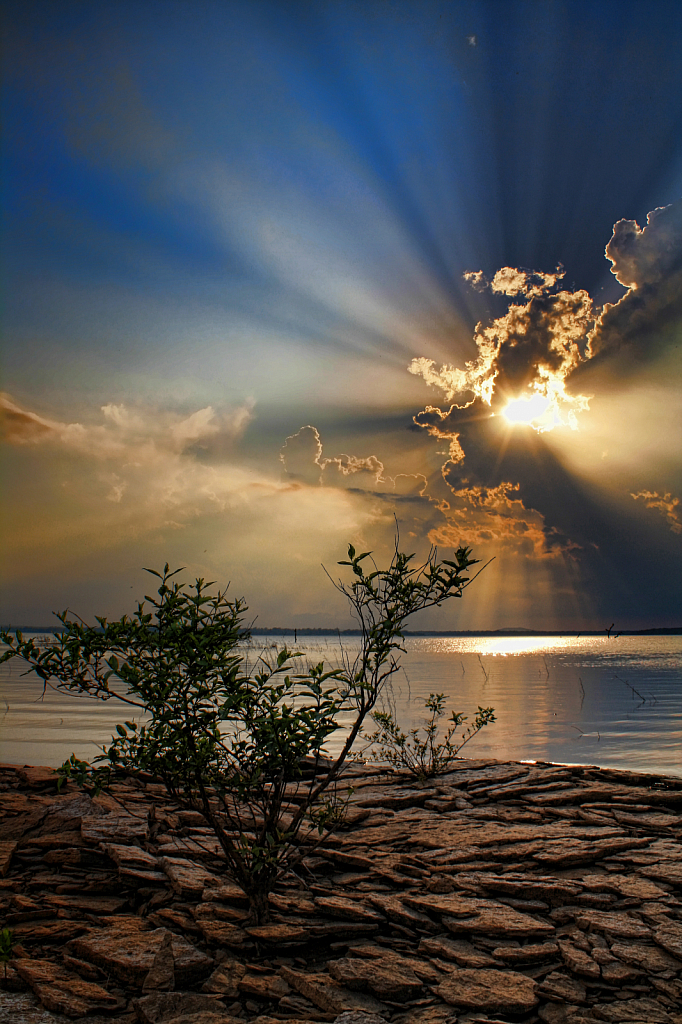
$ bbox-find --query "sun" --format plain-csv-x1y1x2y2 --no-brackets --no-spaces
502,394,554,428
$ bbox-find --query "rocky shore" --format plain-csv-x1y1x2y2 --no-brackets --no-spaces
1,758,682,1024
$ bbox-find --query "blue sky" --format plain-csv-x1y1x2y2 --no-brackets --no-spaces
2,0,681,629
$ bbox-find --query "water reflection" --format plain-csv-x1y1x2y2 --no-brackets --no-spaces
1,635,680,777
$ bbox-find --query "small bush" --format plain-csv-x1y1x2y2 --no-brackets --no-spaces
366,691,495,781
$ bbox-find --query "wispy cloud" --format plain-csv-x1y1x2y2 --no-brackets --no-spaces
631,490,682,534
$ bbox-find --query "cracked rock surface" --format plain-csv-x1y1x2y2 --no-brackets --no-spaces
1,758,682,1023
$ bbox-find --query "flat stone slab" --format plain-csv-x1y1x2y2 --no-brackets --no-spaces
160,856,218,898
654,919,682,958
246,923,311,944
328,956,423,1001
641,862,682,886
280,967,390,1016
418,935,499,968
314,896,386,923
81,814,148,843
405,893,555,937
536,970,587,1005
610,940,682,972
13,957,120,1018
573,910,651,939
590,997,675,1022
133,991,234,1024
580,872,672,901
436,967,538,1013
68,919,213,987
492,941,559,964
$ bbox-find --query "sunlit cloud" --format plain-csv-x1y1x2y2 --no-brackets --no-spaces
631,490,682,534
409,268,594,432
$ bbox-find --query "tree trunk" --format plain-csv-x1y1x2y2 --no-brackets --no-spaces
247,887,271,925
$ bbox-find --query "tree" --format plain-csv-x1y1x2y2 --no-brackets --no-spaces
0,538,481,923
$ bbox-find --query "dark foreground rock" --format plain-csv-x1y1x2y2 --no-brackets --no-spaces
1,757,682,1024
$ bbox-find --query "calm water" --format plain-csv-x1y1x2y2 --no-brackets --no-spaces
1,635,680,777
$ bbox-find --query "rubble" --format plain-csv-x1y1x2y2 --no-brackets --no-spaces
1,757,682,1023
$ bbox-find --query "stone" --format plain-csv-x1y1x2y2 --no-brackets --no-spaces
11,919,87,944
580,872,672,902
0,842,17,877
358,951,440,985
640,862,682,886
104,842,160,869
15,766,59,787
655,920,682,958
328,957,423,1001
557,941,600,979
238,973,292,1001
426,874,457,894
13,957,120,1018
201,960,246,997
162,1013,243,1024
405,893,555,937
194,918,251,948
492,942,560,964
69,918,213,987
538,1004,595,1024
246,923,311,944
591,997,675,1022
532,837,651,867
279,967,390,1016
573,911,651,939
460,871,581,902
134,991,229,1024
334,1012,389,1024
314,896,386,923
600,961,641,983
42,892,128,915
202,882,250,905
365,895,440,934
610,940,682,972
143,929,175,992
268,892,317,916
536,972,587,1005
81,813,148,843
160,857,217,898
308,921,380,941
194,902,248,924
419,936,499,968
436,968,538,1014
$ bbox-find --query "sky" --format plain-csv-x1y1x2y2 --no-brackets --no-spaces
1,0,681,632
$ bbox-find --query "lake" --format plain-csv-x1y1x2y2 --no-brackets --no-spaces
1,634,680,777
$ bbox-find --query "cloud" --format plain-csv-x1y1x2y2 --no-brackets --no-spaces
279,425,324,485
631,490,682,534
1,394,254,460
587,199,682,364
280,425,387,491
410,274,594,427
0,392,262,524
404,202,682,621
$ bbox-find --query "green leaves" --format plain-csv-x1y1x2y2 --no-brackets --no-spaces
366,692,495,781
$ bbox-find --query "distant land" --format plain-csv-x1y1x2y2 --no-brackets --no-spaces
3,625,681,637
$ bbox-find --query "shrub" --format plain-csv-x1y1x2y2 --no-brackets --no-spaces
1,538,480,922
366,691,496,781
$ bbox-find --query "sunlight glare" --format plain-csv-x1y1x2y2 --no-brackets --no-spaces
502,394,553,426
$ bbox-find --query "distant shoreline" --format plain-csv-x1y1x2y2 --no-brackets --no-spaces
4,625,682,637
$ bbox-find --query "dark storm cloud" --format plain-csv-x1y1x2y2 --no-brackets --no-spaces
587,199,682,366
